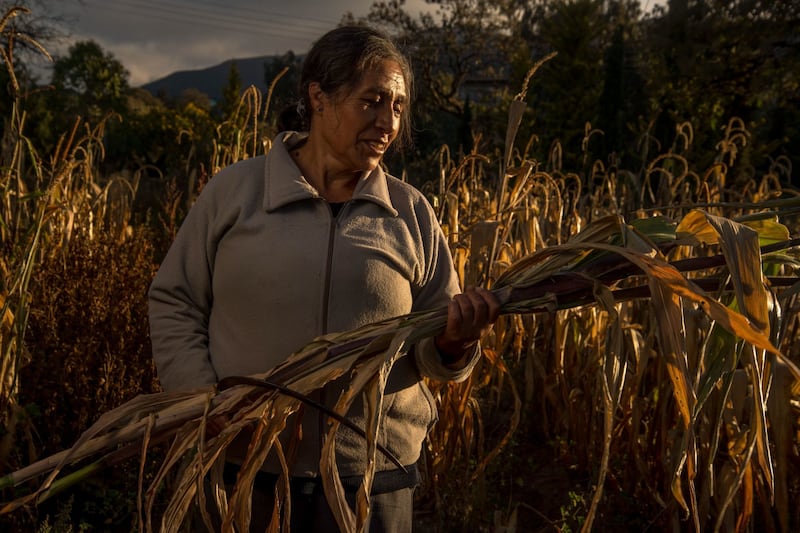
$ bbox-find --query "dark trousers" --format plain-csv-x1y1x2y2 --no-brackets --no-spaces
248,480,414,532
198,465,415,532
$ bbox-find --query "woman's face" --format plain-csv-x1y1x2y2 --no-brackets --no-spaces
314,59,407,175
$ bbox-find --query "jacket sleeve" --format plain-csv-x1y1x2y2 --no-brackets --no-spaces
410,199,481,383
148,181,225,392
414,337,481,382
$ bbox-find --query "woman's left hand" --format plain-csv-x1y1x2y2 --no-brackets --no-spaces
434,287,502,366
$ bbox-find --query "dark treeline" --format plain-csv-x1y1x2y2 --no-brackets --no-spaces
353,0,800,188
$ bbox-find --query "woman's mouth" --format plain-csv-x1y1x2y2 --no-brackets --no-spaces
363,140,388,155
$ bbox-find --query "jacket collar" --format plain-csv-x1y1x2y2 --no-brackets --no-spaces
263,131,398,216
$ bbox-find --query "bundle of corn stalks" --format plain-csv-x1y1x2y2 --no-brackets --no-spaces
0,205,798,532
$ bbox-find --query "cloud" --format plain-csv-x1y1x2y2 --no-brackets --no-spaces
32,0,438,86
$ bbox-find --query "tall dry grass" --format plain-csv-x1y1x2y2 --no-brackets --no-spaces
416,90,800,532
0,9,161,528
0,15,798,532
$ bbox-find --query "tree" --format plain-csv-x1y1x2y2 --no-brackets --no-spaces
595,1,647,168
20,39,129,155
264,50,303,131
0,3,56,162
641,0,800,180
50,40,130,122
0,1,65,75
218,61,242,120
176,87,212,113
524,0,609,170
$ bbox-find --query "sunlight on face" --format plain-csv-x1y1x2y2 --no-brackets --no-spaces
318,60,407,174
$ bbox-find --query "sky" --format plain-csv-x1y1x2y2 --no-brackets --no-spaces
30,0,666,88
31,0,434,87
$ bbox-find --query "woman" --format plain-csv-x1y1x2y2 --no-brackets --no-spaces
148,25,500,531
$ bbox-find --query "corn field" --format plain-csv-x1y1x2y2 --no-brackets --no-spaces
1,15,799,533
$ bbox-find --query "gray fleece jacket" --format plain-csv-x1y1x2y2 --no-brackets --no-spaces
148,131,480,477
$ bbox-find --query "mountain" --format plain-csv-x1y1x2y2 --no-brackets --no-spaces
140,55,274,102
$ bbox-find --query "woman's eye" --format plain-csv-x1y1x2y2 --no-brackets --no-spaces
361,97,402,115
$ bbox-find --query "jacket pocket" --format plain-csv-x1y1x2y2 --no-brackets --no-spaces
418,379,439,431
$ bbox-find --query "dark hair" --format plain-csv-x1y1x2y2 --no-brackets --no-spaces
287,25,414,147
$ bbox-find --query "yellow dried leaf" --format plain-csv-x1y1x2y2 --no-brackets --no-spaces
742,217,791,246
676,209,720,245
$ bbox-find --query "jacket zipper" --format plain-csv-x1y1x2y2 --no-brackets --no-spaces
320,202,337,335
318,200,340,471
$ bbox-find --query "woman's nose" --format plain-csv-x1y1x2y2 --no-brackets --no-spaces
375,102,396,132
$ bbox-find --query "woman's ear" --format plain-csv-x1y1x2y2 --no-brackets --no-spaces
308,82,326,113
